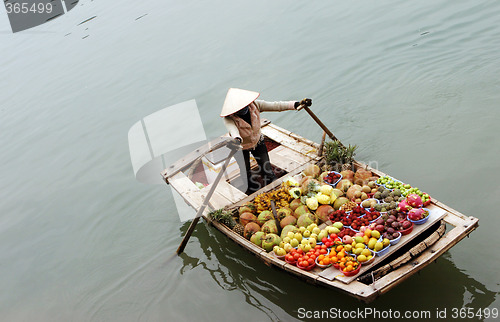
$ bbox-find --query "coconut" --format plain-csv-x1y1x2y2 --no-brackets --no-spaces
257,210,274,225
294,204,310,218
280,216,297,229
289,199,303,213
281,225,298,239
243,222,260,239
336,179,353,192
261,234,282,252
303,164,321,178
331,188,344,198
346,185,362,200
250,231,266,247
276,207,292,221
239,202,256,215
239,212,257,226
297,213,318,228
340,170,354,181
261,220,278,234
315,204,334,223
333,197,349,210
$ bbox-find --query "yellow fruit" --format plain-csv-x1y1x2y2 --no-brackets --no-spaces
357,255,367,262
361,249,372,257
374,242,383,252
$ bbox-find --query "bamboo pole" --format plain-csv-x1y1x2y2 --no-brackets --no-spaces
176,144,239,255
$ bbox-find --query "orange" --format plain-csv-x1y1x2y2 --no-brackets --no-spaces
330,256,337,263
318,255,325,261
323,257,330,265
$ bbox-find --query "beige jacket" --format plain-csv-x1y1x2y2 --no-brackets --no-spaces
223,100,296,150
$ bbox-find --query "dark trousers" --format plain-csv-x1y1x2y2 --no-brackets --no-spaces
235,139,276,195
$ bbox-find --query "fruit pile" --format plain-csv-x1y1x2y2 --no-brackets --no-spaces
253,183,293,212
364,209,381,222
344,215,371,231
340,201,358,212
295,249,319,270
376,176,431,201
328,209,349,223
233,165,432,278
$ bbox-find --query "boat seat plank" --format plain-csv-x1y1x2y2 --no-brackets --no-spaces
201,180,247,207
168,172,206,211
260,125,320,160
268,145,313,173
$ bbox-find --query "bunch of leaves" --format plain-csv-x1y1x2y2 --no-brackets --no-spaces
207,208,236,228
324,140,358,171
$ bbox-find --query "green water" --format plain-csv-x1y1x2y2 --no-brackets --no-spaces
1,0,499,321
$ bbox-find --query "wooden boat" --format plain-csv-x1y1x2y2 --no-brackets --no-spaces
161,120,479,302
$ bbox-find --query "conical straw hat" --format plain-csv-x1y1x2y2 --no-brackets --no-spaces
220,88,260,117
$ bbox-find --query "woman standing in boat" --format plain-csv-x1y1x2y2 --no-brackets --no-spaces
221,88,312,195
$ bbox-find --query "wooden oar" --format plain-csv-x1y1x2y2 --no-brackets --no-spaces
270,200,281,235
297,104,343,146
176,143,240,255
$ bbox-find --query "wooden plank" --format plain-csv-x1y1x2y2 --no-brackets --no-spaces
168,172,205,211
282,262,320,282
434,199,474,222
210,220,265,256
202,180,247,205
269,145,313,173
260,252,287,268
269,123,321,149
260,125,320,160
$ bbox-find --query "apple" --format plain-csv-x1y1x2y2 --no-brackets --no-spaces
290,238,299,247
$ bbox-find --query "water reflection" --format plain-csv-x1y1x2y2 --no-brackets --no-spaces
179,222,496,321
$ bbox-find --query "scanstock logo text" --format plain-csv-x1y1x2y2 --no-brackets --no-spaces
4,0,78,33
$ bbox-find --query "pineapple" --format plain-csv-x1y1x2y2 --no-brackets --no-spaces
232,223,244,236
208,208,235,228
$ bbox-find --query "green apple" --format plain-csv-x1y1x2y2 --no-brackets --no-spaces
283,237,291,244
303,230,311,238
290,238,299,247
284,243,293,252
310,233,318,241
308,238,317,247
312,227,321,235
287,231,295,239
303,244,312,252
299,227,306,234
